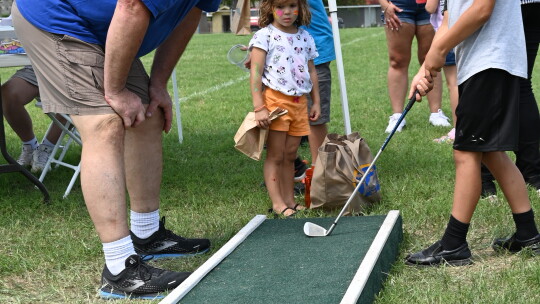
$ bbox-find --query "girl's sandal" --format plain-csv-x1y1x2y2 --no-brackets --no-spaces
268,207,297,218
292,203,306,211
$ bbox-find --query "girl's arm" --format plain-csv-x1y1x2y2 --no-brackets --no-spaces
308,60,321,121
425,0,439,14
250,47,271,129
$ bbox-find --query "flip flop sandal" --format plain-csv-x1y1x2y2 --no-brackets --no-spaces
268,207,297,218
292,203,306,211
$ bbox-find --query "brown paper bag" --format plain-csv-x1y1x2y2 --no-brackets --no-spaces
234,108,288,160
309,133,381,215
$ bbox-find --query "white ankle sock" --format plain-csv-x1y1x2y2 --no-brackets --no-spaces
41,138,55,148
102,235,137,276
130,209,160,239
23,138,39,150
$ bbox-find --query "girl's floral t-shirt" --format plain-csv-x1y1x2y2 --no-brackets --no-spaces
249,24,318,96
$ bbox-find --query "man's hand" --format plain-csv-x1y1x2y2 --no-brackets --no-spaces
147,82,173,133
104,88,146,128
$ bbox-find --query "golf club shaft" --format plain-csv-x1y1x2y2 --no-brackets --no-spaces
325,92,419,236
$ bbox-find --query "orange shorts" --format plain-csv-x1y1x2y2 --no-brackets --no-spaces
263,88,310,137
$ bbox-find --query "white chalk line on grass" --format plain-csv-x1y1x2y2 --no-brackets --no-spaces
341,32,384,47
177,74,249,103
178,31,383,103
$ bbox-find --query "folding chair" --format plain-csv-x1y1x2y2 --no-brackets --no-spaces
38,112,81,198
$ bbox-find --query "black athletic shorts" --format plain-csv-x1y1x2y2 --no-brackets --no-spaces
453,69,519,152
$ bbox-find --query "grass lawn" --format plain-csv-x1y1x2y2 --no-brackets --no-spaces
1,27,540,303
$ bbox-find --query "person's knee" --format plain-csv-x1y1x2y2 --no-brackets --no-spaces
388,55,409,70
90,115,125,145
1,84,32,109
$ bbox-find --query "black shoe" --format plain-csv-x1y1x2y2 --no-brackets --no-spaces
481,179,497,201
405,240,472,267
294,157,307,182
99,255,190,299
131,217,210,260
492,233,540,254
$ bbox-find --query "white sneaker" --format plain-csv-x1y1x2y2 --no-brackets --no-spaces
429,109,451,127
385,113,406,133
16,144,34,167
31,144,53,173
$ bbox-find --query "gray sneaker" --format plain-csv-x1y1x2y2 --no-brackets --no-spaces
16,144,34,167
31,144,53,173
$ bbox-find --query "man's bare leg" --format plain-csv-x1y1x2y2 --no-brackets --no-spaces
70,113,129,243
124,105,163,212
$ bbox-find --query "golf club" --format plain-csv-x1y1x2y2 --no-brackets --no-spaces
304,91,420,237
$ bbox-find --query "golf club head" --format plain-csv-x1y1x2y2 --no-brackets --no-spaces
304,222,328,237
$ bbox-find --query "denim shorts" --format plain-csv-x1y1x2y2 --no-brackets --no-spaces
381,0,431,26
445,49,456,66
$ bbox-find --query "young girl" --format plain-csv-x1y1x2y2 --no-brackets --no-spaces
249,0,320,217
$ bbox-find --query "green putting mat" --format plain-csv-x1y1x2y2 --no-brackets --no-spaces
180,214,402,304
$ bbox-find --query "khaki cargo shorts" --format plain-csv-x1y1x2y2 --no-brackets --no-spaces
12,2,150,115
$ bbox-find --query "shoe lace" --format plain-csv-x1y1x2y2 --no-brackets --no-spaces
134,259,162,282
18,145,33,162
160,217,187,241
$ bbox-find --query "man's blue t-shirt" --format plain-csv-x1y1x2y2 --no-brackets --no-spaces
301,0,335,65
16,0,220,58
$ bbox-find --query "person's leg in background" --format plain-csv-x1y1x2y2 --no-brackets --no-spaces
308,62,331,163
433,52,458,143
416,23,450,127
481,3,540,198
384,22,415,133
1,67,64,173
515,3,540,192
2,75,40,167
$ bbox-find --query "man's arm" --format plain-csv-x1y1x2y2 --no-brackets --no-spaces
145,7,201,132
150,7,202,89
104,0,151,127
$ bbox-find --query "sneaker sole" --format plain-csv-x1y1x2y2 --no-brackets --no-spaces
294,172,306,182
141,247,210,261
430,122,451,127
385,125,405,133
492,245,540,255
481,194,498,203
405,257,473,267
99,290,165,300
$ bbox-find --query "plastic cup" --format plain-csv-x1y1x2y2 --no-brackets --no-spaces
227,44,249,72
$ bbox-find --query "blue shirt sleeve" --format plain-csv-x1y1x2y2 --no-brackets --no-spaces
197,0,221,12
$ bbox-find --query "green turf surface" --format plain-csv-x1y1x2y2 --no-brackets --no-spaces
181,215,402,304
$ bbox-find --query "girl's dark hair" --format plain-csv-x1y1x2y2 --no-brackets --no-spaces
258,0,311,28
